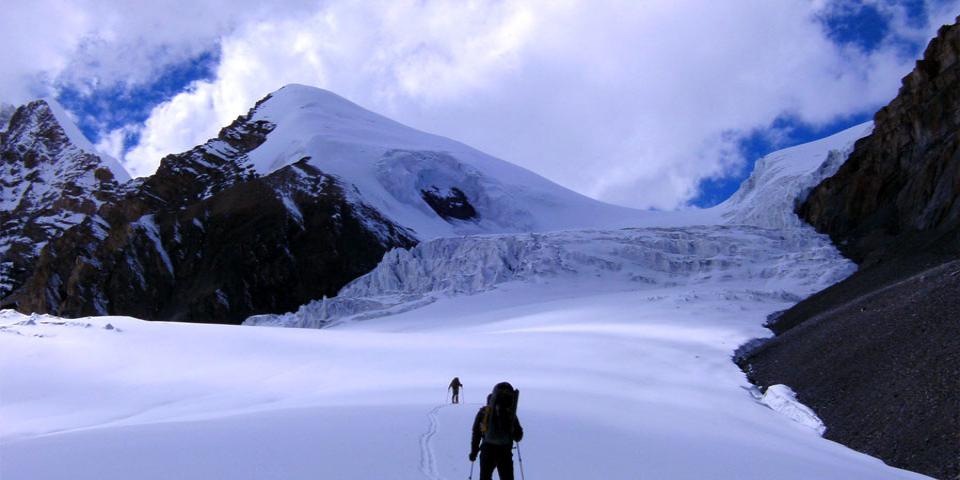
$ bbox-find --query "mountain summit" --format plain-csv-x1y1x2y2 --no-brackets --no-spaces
214,84,651,238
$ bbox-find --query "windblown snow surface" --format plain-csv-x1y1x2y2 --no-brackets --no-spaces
0,121,928,479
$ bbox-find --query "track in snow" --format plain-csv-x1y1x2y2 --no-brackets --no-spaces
419,404,445,480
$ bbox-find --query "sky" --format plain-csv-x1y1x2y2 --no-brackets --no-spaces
2,0,958,210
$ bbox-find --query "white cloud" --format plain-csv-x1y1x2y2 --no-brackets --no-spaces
0,1,88,102
6,0,960,208
93,123,138,167
121,0,543,177
0,0,318,102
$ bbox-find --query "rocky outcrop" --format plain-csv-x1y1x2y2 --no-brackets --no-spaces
4,95,416,324
420,187,477,220
799,19,960,264
743,18,960,480
0,100,129,298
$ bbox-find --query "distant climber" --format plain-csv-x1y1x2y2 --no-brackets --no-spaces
470,382,523,480
449,377,463,404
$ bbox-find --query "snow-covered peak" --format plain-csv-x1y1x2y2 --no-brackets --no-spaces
38,98,131,183
248,84,430,154
240,84,649,239
2,100,130,211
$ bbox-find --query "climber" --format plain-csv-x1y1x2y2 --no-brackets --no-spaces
469,382,523,480
449,377,463,404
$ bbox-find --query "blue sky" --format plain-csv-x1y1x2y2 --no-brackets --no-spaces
58,50,220,154
5,0,957,210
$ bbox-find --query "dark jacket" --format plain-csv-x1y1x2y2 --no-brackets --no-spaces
471,406,523,454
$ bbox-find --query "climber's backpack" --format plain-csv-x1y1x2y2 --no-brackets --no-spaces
481,383,519,446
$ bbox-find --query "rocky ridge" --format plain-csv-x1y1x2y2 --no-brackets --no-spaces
4,95,416,323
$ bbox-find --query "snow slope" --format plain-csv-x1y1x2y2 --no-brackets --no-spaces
0,116,918,479
237,84,652,238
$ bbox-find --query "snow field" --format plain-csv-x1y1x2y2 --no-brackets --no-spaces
0,283,929,479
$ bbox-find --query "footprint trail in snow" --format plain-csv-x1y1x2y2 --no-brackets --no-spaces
419,405,445,480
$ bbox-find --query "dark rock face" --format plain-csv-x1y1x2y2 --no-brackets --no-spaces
0,100,127,298
799,20,960,264
744,18,960,480
420,186,477,220
4,97,416,324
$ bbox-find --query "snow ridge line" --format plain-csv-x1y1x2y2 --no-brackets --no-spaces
419,404,445,480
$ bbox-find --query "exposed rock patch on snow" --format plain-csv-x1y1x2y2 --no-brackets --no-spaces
0,309,124,338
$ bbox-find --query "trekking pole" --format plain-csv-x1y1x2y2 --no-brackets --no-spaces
468,460,475,480
516,442,526,480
